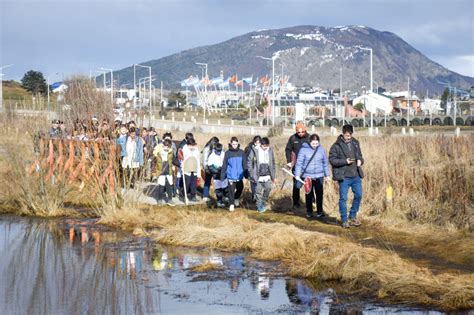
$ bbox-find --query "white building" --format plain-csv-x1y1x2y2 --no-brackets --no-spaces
352,93,393,115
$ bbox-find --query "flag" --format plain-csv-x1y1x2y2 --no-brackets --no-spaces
259,75,268,84
229,75,237,83
242,77,253,84
201,75,210,86
219,80,230,88
235,80,243,87
211,77,223,85
181,75,198,87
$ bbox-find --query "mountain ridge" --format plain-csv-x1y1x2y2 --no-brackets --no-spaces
114,25,474,95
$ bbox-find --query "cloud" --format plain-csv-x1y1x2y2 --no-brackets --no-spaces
395,18,473,45
431,54,474,77
1,0,473,80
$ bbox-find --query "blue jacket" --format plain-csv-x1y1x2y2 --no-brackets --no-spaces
133,137,145,166
117,135,144,166
116,135,127,157
221,146,246,181
294,143,330,179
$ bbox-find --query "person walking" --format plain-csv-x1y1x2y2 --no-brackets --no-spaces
245,136,262,202
247,137,276,213
329,125,364,228
221,137,246,212
206,142,228,208
121,127,144,188
285,122,310,210
180,138,201,202
152,139,177,206
294,134,330,219
202,136,220,202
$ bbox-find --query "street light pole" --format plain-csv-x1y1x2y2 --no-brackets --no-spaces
256,55,279,125
272,56,276,126
196,62,208,122
360,47,373,130
407,77,410,127
100,67,113,104
340,68,344,124
135,64,152,121
0,64,13,111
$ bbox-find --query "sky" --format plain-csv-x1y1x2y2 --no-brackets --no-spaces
1,0,473,82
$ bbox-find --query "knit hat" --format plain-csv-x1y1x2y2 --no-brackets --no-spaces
295,122,306,133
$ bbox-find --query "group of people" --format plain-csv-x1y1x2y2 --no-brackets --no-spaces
47,117,364,228
285,122,364,228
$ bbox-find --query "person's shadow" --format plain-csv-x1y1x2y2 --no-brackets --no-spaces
269,196,340,226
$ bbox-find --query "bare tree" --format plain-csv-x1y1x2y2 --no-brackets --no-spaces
62,76,113,124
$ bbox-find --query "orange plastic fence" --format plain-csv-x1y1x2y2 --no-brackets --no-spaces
29,138,118,195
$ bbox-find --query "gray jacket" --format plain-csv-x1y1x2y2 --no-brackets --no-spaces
247,147,276,182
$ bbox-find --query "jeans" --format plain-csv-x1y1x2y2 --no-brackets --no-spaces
256,181,272,209
250,181,258,200
228,180,243,205
305,177,324,215
338,176,363,222
203,172,213,198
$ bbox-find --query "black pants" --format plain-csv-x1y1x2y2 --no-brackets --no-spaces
305,178,324,215
182,173,197,198
228,180,243,205
157,177,173,202
292,177,301,206
216,187,225,202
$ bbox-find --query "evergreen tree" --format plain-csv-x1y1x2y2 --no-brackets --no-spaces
440,87,450,109
21,70,48,95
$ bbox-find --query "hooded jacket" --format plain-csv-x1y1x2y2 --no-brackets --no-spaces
153,143,175,176
294,143,330,180
220,145,246,181
247,147,276,182
329,135,364,181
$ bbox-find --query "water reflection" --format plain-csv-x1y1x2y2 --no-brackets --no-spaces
0,216,449,314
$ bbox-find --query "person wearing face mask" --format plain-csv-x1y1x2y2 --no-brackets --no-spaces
329,125,364,229
153,139,176,206
206,142,227,208
116,124,129,187
285,122,310,210
221,137,247,212
121,127,144,189
294,134,330,219
49,119,62,139
245,135,262,202
247,137,276,213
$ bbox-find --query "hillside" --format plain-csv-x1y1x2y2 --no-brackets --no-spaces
114,25,474,94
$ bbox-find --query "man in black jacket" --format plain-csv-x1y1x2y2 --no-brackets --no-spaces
285,122,310,209
329,125,364,229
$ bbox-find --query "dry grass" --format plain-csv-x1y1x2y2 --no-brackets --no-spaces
0,114,473,310
261,134,473,232
110,206,474,310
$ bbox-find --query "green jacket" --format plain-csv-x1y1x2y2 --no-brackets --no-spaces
153,144,175,176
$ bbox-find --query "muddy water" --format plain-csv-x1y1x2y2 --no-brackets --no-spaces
0,216,445,314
